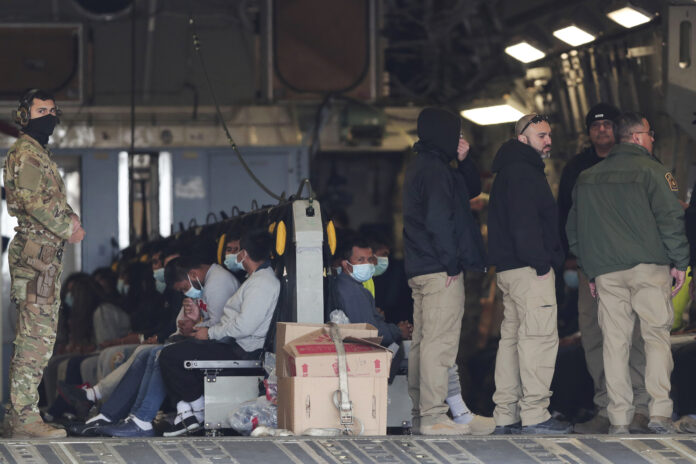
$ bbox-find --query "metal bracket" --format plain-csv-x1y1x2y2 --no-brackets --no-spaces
204,369,219,382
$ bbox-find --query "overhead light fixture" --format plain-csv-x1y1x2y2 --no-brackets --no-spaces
505,42,546,63
606,6,652,28
460,103,527,126
553,25,596,46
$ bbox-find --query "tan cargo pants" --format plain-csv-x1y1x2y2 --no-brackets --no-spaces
408,271,464,426
595,263,674,426
577,270,649,418
493,267,558,426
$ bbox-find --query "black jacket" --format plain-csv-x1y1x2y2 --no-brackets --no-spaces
488,139,564,275
557,146,603,258
685,180,696,269
403,142,486,278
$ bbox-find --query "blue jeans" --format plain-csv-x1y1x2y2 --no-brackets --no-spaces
131,346,167,422
100,346,166,422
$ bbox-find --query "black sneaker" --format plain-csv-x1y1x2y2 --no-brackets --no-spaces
162,416,202,437
58,382,94,420
67,419,110,437
522,418,572,435
493,421,522,435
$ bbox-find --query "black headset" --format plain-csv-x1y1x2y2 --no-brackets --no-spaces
14,89,62,127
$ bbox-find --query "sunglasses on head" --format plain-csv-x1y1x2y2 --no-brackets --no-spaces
519,114,550,135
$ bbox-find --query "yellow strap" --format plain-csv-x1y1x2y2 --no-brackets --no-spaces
217,233,227,265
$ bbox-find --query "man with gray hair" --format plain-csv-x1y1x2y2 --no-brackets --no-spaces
487,114,570,434
567,112,689,434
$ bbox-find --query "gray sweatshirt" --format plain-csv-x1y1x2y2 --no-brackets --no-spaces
175,263,240,333
334,272,402,346
208,266,280,352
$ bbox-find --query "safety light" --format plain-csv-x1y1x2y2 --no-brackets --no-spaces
607,6,652,28
553,25,596,46
505,42,546,63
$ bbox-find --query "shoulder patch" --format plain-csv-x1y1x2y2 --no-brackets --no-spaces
665,172,679,192
17,162,42,191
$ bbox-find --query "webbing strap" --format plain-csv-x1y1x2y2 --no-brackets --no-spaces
329,323,353,433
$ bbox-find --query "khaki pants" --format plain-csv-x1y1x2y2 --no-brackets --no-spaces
596,264,674,425
493,267,558,426
408,272,464,426
577,271,649,417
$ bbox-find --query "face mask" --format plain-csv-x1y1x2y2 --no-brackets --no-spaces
333,267,342,275
117,278,127,295
153,268,165,283
24,114,58,146
349,263,375,283
184,274,203,299
563,270,579,289
374,257,389,276
224,253,245,273
64,292,74,307
155,280,167,294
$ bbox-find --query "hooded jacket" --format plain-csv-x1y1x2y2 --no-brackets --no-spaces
403,108,486,278
488,139,564,275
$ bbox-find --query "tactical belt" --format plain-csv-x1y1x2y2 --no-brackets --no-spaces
329,322,353,434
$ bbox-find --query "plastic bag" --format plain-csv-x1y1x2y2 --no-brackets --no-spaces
251,426,294,437
228,396,277,435
263,352,277,403
329,310,350,324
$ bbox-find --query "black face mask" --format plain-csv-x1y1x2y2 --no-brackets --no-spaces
24,114,58,147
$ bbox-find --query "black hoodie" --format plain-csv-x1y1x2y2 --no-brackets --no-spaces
488,139,564,275
403,108,486,278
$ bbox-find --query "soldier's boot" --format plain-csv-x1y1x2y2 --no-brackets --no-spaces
11,421,67,439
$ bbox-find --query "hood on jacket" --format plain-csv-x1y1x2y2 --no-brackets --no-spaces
492,139,545,173
416,107,461,160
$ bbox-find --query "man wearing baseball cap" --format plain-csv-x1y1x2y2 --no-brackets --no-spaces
557,103,649,434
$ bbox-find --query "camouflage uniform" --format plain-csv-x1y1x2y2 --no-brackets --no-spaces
3,134,74,429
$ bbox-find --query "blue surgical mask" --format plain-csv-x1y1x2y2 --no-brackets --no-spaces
155,280,167,294
117,278,127,295
374,257,389,277
224,253,245,273
153,268,165,283
333,267,342,275
64,292,74,307
563,270,579,289
184,274,203,299
350,263,375,283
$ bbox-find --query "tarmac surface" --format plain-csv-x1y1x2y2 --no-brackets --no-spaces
0,434,695,463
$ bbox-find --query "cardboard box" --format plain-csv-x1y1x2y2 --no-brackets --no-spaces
283,331,391,378
275,322,390,435
277,376,388,435
275,322,380,378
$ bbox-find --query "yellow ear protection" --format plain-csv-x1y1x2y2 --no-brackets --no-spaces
14,88,62,127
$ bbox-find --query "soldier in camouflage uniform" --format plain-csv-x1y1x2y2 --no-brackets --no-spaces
3,89,85,438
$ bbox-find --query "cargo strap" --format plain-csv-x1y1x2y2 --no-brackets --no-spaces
329,322,353,434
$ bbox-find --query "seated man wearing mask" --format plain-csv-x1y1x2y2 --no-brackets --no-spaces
158,229,280,436
335,232,410,348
